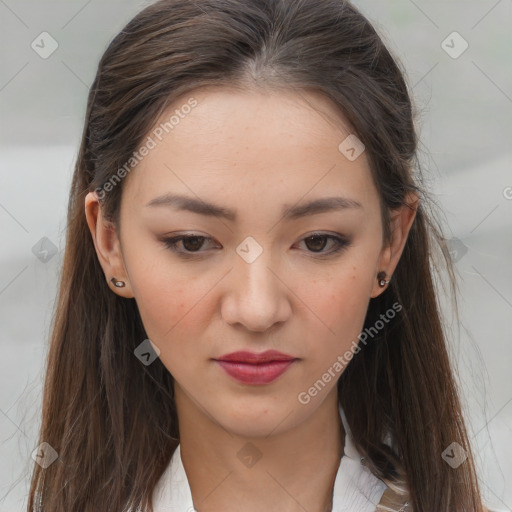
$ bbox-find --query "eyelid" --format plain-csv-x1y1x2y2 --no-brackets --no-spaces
160,231,351,258
297,232,351,257
161,233,219,256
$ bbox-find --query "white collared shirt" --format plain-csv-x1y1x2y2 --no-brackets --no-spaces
151,404,388,512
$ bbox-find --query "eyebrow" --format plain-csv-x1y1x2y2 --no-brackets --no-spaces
144,193,362,221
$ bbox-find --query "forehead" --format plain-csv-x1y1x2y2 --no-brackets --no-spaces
121,86,379,218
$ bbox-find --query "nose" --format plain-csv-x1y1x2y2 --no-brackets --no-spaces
221,250,292,333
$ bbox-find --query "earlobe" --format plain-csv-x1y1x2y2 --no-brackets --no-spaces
84,192,134,298
370,192,419,299
370,269,391,299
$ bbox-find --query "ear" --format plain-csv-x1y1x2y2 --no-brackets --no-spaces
84,191,134,298
370,191,419,299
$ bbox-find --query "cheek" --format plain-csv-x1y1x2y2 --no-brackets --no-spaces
132,277,216,380
299,269,371,357
135,279,212,344
123,246,208,345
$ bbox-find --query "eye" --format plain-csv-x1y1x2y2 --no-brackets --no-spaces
162,234,218,256
161,232,351,258
296,233,351,257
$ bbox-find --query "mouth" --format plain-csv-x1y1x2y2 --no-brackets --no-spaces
213,350,298,385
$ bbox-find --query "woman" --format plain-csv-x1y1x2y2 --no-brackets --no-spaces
27,0,492,510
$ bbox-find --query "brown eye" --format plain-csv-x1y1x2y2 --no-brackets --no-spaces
162,235,216,255
162,233,350,259
298,233,351,257
304,235,329,252
181,236,206,252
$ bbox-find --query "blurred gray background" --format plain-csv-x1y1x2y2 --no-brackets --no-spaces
1,0,511,510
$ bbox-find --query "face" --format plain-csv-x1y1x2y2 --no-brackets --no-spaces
86,86,416,438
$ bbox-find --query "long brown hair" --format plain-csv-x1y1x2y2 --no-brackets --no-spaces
28,0,486,510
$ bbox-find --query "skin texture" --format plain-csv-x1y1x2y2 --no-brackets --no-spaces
85,87,418,512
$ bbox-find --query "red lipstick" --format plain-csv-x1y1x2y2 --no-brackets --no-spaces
214,350,297,385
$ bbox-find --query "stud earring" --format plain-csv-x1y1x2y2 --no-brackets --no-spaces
110,277,126,288
377,271,390,287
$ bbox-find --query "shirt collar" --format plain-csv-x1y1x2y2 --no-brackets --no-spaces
152,404,387,512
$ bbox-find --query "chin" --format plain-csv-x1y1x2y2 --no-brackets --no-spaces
220,416,286,439
213,396,298,438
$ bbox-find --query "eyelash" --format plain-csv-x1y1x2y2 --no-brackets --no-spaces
161,233,351,259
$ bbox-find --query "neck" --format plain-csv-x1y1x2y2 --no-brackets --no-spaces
174,387,345,512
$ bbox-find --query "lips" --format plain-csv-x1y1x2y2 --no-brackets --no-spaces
216,350,296,363
214,350,297,385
